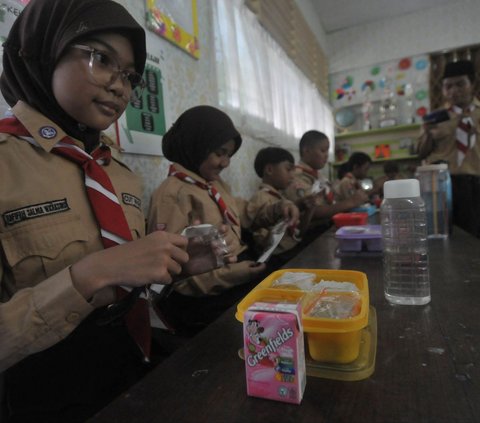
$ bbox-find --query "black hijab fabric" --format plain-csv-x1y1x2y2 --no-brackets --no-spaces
0,0,146,150
162,105,242,174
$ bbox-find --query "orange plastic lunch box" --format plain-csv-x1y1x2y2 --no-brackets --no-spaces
236,268,370,364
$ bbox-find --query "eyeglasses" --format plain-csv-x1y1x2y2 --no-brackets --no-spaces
72,44,146,99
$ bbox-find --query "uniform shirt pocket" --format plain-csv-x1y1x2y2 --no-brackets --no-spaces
1,213,89,290
124,207,146,239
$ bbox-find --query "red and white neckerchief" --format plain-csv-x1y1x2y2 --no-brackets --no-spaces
323,186,335,205
450,104,476,167
0,117,151,360
168,164,239,226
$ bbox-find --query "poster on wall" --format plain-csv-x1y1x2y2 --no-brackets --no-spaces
0,0,30,117
329,54,431,121
145,0,199,59
115,31,171,156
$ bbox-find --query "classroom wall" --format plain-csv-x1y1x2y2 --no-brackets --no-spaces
113,0,289,215
327,0,480,74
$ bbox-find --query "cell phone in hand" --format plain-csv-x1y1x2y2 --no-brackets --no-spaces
422,109,450,124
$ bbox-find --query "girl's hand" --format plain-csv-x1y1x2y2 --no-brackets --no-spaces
216,223,237,264
70,231,189,300
189,219,238,266
248,261,267,277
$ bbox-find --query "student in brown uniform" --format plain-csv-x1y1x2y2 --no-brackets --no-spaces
417,60,480,237
283,130,368,242
147,106,299,334
0,1,199,421
247,147,319,266
334,152,372,202
372,161,403,199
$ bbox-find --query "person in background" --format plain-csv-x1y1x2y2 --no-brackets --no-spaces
334,151,372,202
417,60,480,237
147,106,298,335
283,130,368,243
0,0,211,421
246,147,319,267
372,161,403,199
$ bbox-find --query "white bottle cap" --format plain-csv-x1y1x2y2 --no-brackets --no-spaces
384,179,420,199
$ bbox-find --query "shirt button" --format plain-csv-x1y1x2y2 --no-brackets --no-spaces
66,312,80,323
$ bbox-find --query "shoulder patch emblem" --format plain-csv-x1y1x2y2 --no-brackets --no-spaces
39,126,57,139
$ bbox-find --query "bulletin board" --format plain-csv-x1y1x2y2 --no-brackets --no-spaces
330,54,431,119
0,0,30,117
115,31,171,156
145,0,200,59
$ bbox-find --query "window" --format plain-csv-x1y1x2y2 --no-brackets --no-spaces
212,0,334,153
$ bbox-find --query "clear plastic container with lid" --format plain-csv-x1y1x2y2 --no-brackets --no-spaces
415,163,452,238
381,179,430,305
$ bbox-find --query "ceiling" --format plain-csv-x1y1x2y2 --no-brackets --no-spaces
311,0,453,33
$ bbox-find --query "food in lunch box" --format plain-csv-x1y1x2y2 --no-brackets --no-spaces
271,271,316,290
304,291,361,319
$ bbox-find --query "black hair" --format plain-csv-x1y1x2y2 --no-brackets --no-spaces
443,60,476,84
383,161,399,175
337,162,350,179
299,130,328,157
254,147,294,178
343,152,372,173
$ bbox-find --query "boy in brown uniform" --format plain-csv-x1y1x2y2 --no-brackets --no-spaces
283,130,368,242
246,147,319,266
417,60,480,237
334,152,372,202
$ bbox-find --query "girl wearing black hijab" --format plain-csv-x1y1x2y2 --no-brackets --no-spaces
147,105,298,335
0,1,191,421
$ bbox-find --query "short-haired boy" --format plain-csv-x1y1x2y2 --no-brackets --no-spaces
283,130,369,240
246,147,318,265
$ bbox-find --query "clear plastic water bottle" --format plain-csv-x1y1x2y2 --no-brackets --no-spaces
381,179,430,305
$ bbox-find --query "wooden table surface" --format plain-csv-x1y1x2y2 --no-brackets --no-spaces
89,225,480,423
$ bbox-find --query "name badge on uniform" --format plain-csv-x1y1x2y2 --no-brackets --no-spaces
3,198,70,226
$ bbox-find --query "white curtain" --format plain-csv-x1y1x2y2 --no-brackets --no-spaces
212,0,334,154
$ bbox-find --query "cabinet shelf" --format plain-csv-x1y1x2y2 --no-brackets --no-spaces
333,154,419,167
332,124,422,180
335,123,421,140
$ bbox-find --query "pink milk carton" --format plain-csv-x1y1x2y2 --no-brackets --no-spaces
243,301,306,404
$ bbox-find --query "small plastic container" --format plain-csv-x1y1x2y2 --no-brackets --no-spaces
236,269,370,365
332,212,368,228
335,225,382,252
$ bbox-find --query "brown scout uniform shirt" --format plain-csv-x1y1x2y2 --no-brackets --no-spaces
0,101,145,371
417,98,480,175
283,161,331,228
334,172,358,202
147,163,256,297
246,183,298,255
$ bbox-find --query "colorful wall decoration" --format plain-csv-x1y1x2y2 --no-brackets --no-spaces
330,54,430,123
146,0,200,59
